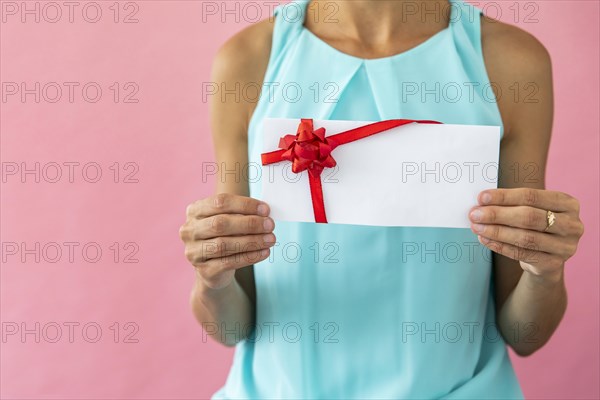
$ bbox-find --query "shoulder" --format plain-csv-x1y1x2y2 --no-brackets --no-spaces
480,15,552,83
211,18,275,85
479,15,553,136
209,18,275,126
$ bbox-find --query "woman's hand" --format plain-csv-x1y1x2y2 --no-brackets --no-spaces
179,193,276,290
469,188,584,282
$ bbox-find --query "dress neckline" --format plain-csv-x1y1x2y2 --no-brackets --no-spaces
299,0,458,63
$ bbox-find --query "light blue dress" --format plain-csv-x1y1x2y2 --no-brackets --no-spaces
213,0,524,398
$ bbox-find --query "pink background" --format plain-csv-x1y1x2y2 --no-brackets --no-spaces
1,1,598,399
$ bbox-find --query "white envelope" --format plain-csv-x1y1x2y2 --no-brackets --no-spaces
260,118,500,228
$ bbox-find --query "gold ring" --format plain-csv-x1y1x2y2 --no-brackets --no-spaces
544,210,556,232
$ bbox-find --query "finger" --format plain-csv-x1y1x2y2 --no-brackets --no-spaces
201,248,271,278
471,223,574,258
469,205,569,232
477,236,561,268
478,188,575,212
187,194,269,219
187,215,275,240
187,233,276,263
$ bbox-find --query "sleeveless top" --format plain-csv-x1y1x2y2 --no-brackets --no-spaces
213,0,524,398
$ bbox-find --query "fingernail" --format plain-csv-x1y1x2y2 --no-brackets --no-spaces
263,234,275,244
263,218,274,231
478,235,490,244
472,223,485,233
261,249,269,256
257,203,269,216
481,192,492,204
470,209,483,222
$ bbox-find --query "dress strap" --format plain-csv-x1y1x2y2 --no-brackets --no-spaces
451,0,485,56
267,0,309,68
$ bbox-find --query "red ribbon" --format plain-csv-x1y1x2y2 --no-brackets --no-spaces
261,118,442,223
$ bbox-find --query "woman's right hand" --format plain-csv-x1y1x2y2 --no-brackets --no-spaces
179,193,275,290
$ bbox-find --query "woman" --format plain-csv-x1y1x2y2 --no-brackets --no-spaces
179,0,584,398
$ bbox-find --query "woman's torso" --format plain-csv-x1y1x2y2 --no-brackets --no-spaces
214,0,524,398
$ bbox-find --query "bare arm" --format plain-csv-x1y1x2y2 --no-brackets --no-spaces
475,17,583,356
181,19,275,346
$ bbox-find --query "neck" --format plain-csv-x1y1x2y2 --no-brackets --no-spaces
306,0,451,45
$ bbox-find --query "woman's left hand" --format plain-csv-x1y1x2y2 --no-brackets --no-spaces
469,188,584,281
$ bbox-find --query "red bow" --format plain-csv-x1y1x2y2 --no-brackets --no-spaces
261,118,442,223
279,119,336,177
